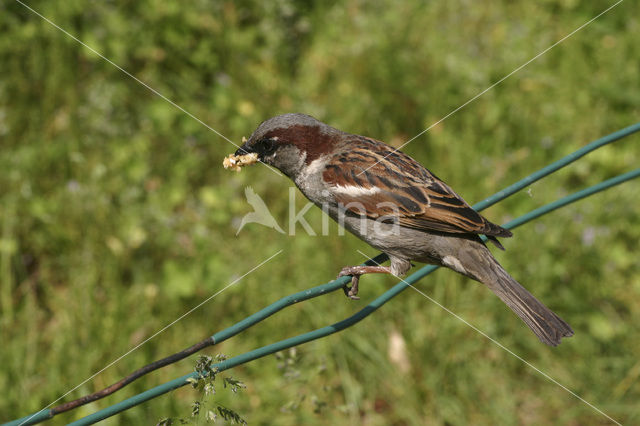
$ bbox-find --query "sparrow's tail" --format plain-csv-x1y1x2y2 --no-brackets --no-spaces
480,256,574,346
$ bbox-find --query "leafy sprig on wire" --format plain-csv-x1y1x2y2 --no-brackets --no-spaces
158,355,247,425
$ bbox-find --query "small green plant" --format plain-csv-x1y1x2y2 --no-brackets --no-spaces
158,355,247,425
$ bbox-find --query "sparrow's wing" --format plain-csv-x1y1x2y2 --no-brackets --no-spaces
322,136,511,239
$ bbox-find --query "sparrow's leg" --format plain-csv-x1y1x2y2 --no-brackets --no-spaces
337,266,391,300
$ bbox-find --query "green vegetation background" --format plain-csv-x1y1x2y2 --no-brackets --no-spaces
1,1,639,424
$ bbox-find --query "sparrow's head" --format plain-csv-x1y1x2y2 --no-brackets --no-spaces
235,113,343,178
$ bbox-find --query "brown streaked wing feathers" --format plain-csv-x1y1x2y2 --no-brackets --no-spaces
322,137,512,239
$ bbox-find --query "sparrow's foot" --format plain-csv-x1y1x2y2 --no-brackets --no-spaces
337,265,392,300
342,275,360,300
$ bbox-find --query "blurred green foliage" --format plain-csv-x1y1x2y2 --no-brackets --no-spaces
1,0,639,424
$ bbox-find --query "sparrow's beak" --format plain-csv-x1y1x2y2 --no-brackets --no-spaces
235,142,253,156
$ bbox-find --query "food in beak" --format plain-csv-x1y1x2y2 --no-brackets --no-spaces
223,138,258,172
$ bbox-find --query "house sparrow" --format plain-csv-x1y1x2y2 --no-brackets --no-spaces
235,113,573,346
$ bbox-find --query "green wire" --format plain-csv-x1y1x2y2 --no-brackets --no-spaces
474,121,640,211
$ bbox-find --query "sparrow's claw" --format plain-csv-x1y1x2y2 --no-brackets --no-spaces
338,267,361,300
338,266,368,278
337,265,391,300
342,275,360,300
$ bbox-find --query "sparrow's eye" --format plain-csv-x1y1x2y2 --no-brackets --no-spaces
257,138,277,155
